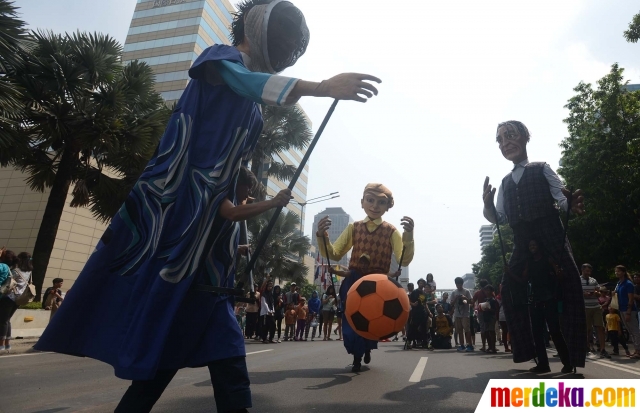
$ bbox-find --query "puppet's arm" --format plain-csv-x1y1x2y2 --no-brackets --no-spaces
483,182,508,225
328,267,350,278
391,230,414,267
317,224,353,262
211,61,379,107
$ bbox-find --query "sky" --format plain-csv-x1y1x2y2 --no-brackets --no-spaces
14,0,640,289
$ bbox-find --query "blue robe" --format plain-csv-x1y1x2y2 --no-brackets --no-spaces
340,270,378,358
35,45,266,380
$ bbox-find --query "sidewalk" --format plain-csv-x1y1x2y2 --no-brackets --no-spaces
0,338,40,357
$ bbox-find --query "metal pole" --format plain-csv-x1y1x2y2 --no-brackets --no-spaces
245,100,339,276
395,246,406,282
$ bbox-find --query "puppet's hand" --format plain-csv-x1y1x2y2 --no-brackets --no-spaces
561,188,585,215
483,177,496,210
316,216,332,237
401,216,414,232
317,73,381,103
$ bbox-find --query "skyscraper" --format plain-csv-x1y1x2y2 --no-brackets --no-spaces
479,224,495,249
311,207,353,268
123,0,309,225
123,0,236,104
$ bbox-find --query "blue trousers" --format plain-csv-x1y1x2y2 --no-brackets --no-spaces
115,356,251,412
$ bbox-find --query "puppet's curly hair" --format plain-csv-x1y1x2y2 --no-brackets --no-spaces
230,0,273,46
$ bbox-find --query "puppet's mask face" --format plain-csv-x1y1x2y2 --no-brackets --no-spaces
361,193,390,220
497,124,527,162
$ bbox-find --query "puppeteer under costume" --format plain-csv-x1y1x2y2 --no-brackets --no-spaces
35,1,315,411
318,183,414,372
483,120,586,372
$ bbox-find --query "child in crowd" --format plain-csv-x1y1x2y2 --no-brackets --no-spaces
424,284,437,349
482,285,499,353
235,302,246,329
295,297,308,341
433,304,453,349
306,291,321,341
606,307,630,356
284,303,296,342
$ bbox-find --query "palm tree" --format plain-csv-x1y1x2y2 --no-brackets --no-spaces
8,30,170,298
246,210,310,285
0,0,31,164
250,104,312,199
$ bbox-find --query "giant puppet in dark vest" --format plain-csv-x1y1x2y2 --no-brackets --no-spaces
482,120,587,373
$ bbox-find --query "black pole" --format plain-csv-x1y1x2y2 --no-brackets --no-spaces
245,100,339,276
322,235,337,292
557,187,573,267
395,246,406,281
492,203,508,267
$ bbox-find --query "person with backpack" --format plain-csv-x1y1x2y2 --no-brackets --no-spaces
0,251,32,352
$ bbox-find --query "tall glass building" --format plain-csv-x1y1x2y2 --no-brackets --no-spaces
123,0,309,229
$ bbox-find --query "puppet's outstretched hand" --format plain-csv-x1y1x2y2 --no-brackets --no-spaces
401,216,414,232
316,216,332,237
317,73,381,103
561,188,585,215
483,177,496,210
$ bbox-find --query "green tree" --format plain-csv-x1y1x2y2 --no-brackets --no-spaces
246,210,310,285
624,11,640,43
0,0,31,163
558,64,640,279
472,225,514,288
8,31,170,297
250,104,312,199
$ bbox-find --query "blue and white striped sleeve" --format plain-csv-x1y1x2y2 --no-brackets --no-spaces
212,60,299,106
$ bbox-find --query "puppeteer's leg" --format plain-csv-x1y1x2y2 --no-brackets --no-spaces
115,369,178,413
208,356,252,412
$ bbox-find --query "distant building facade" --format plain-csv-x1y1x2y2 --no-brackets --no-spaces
311,207,353,268
479,224,495,249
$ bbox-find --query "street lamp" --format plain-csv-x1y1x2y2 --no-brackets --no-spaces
290,192,340,237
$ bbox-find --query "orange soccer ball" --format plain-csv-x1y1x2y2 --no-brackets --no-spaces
345,273,410,341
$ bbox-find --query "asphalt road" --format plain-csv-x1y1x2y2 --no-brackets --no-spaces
2,335,640,413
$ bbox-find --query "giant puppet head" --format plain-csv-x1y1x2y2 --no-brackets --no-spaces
495,120,530,163
231,0,310,74
361,183,394,220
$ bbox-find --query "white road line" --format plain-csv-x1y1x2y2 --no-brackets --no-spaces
593,359,640,373
0,352,52,359
546,348,640,375
409,357,428,382
592,361,640,376
246,349,274,356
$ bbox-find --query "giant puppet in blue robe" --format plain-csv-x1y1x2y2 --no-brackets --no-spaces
35,45,302,380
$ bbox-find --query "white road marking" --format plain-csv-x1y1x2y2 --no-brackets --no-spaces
409,357,428,382
246,349,274,356
592,361,640,376
0,352,52,359
594,359,640,373
545,348,640,376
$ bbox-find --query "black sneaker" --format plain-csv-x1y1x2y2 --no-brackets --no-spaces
529,365,551,373
600,350,611,359
561,365,576,374
351,362,362,372
364,352,371,364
